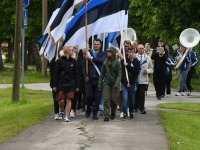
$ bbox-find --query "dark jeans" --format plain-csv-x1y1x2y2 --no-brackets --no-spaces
186,67,195,91
121,83,136,115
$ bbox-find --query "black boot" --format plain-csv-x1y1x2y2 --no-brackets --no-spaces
104,116,109,122
85,108,91,118
111,113,116,120
92,113,98,120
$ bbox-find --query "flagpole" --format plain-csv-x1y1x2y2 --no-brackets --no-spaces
102,32,106,51
117,0,129,84
85,1,88,75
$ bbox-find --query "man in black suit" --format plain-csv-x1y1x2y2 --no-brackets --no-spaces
82,38,106,120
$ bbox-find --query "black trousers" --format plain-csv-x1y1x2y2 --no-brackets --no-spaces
85,80,101,115
153,70,166,97
71,92,82,112
186,67,195,91
135,84,147,111
165,80,171,95
52,90,59,114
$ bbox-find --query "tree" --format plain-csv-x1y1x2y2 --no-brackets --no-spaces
12,0,22,101
41,0,48,77
129,0,200,45
0,0,15,67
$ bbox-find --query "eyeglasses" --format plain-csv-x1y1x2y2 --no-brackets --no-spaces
139,48,144,49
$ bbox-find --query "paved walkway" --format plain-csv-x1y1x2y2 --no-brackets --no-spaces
0,83,200,150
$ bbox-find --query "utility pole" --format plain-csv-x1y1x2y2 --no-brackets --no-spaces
42,0,48,77
12,0,23,101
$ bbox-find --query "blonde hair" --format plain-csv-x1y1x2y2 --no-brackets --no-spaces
63,45,73,53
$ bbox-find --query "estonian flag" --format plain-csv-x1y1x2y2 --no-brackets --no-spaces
62,0,128,47
38,8,60,46
49,0,86,44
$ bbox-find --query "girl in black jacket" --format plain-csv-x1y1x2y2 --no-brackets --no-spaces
53,46,79,122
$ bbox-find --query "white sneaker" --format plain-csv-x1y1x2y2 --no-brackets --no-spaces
181,92,185,96
120,112,123,118
64,116,70,122
70,110,75,118
187,91,191,96
54,113,59,120
175,93,180,96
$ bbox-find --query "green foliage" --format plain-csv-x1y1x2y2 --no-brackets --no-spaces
0,88,53,143
4,54,13,63
129,0,200,45
0,0,57,40
0,0,15,39
129,0,200,75
158,103,200,150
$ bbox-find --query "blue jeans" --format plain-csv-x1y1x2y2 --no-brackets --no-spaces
121,83,136,116
178,69,188,92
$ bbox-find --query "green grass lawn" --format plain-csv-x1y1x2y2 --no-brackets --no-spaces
0,88,53,143
158,103,200,150
0,68,50,84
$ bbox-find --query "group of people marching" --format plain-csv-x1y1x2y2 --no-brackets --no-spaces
49,38,198,122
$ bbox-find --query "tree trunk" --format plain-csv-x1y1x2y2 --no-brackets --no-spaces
42,0,48,77
0,42,5,70
12,0,22,101
24,38,28,70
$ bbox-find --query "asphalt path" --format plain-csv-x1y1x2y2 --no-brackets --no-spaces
0,83,199,150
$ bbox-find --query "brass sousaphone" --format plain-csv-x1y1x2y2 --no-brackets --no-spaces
175,28,200,69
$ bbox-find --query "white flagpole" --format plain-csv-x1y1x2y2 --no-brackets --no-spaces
102,32,106,51
120,30,129,84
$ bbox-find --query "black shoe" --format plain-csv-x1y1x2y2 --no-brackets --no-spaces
85,109,91,118
77,104,81,110
133,109,138,112
104,116,109,122
130,113,134,119
111,113,116,120
122,114,127,121
92,115,98,120
161,95,165,98
157,96,161,100
140,110,147,114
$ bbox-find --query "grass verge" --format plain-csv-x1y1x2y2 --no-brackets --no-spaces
0,68,49,84
0,88,53,143
158,103,200,150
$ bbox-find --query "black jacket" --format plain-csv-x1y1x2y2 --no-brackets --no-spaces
151,46,168,72
53,56,79,91
82,50,106,80
121,57,140,85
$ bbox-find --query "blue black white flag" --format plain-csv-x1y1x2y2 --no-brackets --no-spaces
62,0,128,47
49,0,86,44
